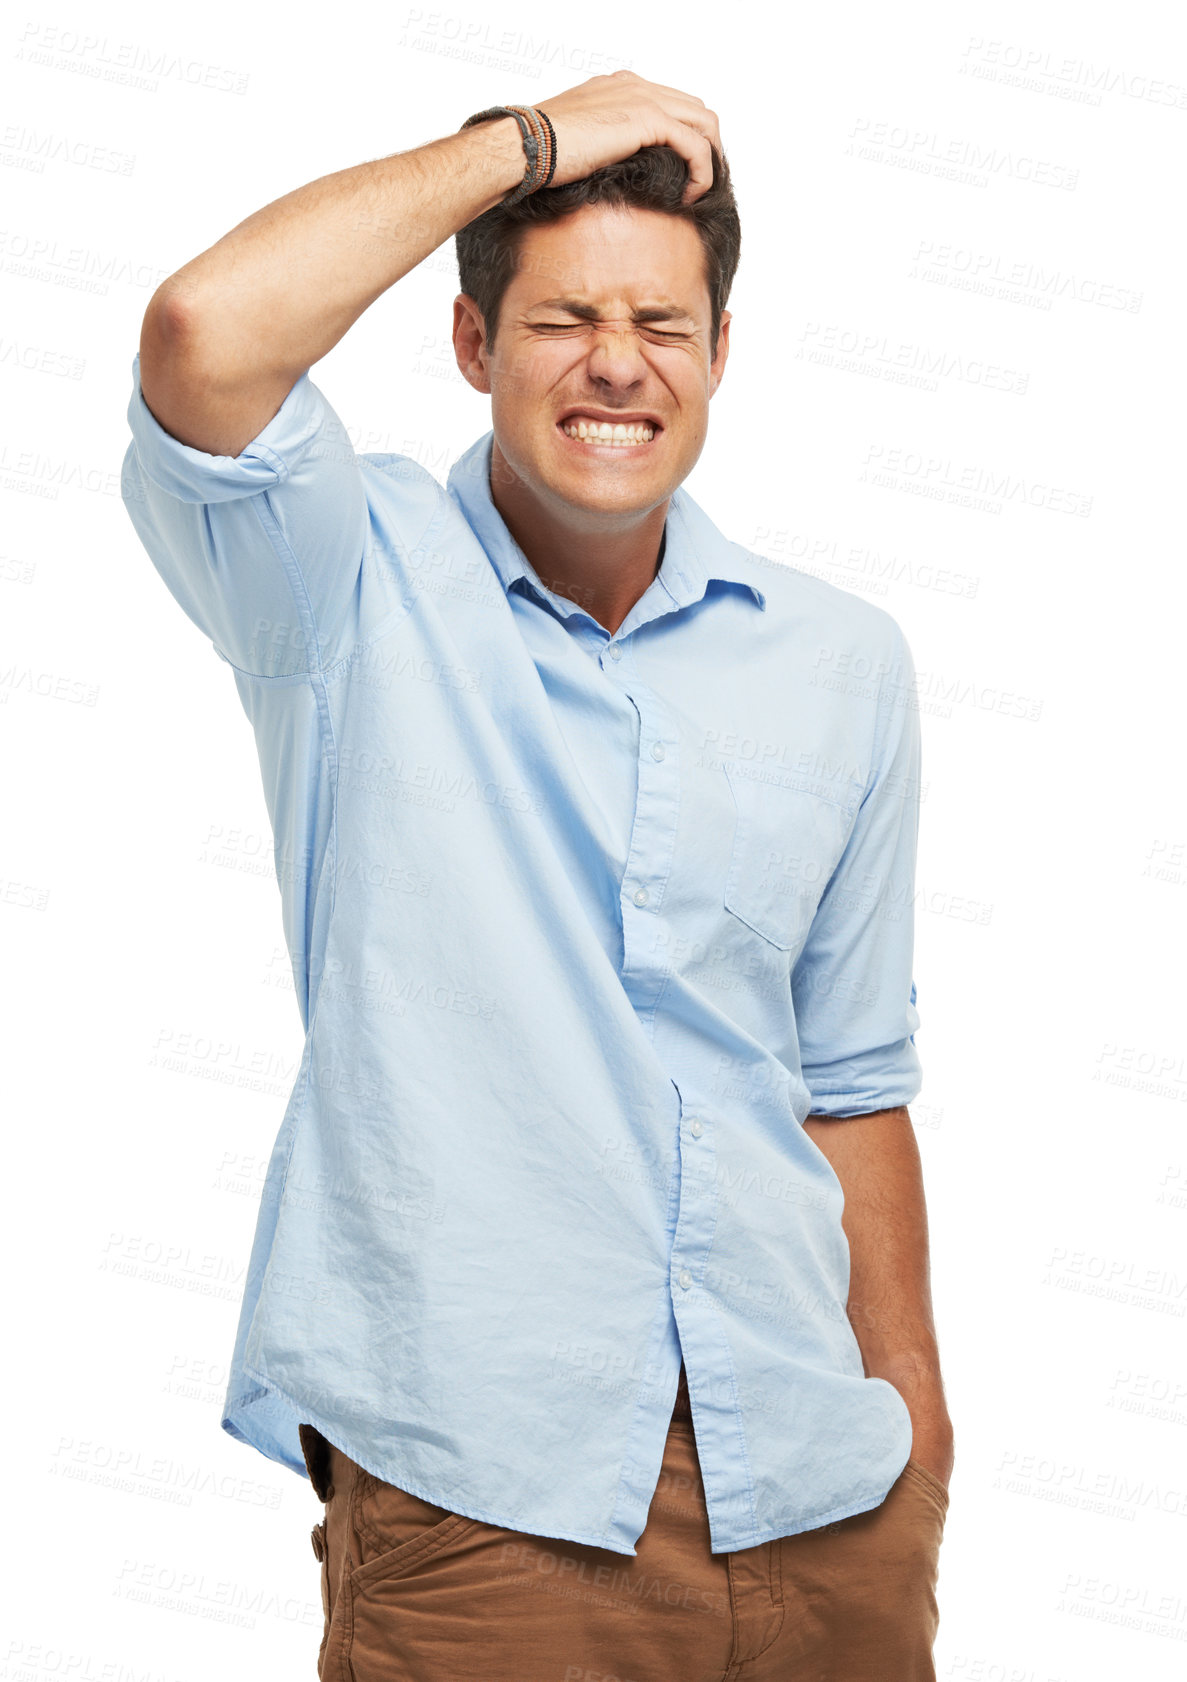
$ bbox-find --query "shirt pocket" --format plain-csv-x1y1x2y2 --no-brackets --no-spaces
722,763,858,953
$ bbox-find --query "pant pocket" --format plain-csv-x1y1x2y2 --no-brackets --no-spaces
350,1468,479,1582
902,1457,950,1520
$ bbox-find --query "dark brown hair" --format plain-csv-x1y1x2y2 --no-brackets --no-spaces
454,143,741,356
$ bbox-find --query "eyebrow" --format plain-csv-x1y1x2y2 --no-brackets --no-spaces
529,297,696,324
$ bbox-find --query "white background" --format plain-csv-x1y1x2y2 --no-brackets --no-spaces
3,0,1186,1676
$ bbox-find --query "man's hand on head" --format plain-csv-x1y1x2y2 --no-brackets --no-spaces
535,70,723,205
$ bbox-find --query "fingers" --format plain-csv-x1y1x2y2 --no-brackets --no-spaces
610,68,706,109
645,112,712,204
662,118,717,205
607,67,722,168
545,70,722,201
646,93,721,202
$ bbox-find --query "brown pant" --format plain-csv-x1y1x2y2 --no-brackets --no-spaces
299,1402,947,1681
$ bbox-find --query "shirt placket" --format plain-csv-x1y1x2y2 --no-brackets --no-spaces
600,636,678,1025
598,629,755,1546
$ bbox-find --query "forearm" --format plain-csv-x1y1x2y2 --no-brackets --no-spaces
136,69,726,455
139,118,525,454
803,1105,951,1423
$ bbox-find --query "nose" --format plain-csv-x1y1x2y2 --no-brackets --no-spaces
583,322,649,391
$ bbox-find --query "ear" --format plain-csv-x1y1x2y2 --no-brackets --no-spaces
453,294,492,395
709,309,731,398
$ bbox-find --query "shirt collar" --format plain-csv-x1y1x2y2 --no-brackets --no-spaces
445,431,767,618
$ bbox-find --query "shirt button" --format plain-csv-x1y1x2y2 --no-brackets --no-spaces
651,741,666,761
689,1118,704,1138
633,887,649,907
608,643,624,661
678,1268,692,1290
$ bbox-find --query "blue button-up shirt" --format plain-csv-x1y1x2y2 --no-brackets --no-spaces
120,351,923,1556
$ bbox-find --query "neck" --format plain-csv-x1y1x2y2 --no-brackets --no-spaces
490,438,669,637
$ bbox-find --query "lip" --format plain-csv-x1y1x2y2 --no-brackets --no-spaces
556,409,664,430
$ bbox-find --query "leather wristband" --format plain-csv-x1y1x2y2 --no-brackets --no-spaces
460,104,555,204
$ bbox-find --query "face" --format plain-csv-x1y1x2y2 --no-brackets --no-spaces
453,202,730,527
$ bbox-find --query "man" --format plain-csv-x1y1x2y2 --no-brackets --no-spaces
121,68,953,1681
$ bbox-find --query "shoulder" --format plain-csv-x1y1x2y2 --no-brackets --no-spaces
727,542,912,666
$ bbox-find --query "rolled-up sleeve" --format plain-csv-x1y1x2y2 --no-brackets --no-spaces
791,623,923,1117
119,351,380,678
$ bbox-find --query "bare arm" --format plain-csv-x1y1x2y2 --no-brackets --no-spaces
139,120,526,456
803,1105,955,1486
138,70,723,458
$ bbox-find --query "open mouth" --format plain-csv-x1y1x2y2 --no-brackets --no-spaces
556,415,662,448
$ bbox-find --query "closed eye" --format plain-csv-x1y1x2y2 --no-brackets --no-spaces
530,323,690,339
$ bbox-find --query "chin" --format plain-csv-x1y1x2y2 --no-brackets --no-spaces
549,465,666,514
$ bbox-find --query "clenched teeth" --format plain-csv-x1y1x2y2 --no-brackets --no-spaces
562,419,656,444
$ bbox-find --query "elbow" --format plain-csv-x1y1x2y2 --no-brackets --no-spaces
138,276,232,437
141,276,205,368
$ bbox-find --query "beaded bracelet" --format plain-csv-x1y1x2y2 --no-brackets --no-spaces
459,103,557,204
509,104,548,193
535,106,558,189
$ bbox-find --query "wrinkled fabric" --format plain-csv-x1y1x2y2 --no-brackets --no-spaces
301,1413,946,1681
120,352,924,1556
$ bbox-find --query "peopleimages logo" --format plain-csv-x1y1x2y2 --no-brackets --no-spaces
859,444,1093,520
909,240,1143,313
796,322,1029,396
14,22,251,94
846,117,1079,191
959,36,1187,110
396,9,632,76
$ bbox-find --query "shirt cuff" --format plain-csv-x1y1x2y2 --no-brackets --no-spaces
802,1043,923,1117
125,351,328,505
